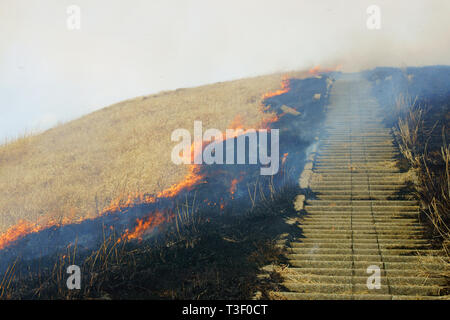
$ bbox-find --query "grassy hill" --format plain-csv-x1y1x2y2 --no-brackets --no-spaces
0,71,306,234
1,69,334,299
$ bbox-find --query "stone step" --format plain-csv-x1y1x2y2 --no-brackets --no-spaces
312,174,404,178
311,181,406,186
314,189,406,193
300,216,420,222
300,228,424,235
298,234,425,240
317,149,395,152
312,176,405,180
279,274,446,286
291,238,430,245
281,282,442,296
300,223,423,229
307,200,417,206
300,227,424,234
310,185,406,190
314,163,398,167
315,195,402,200
313,168,400,173
314,170,400,174
300,216,419,222
287,247,441,256
287,259,446,270
274,291,447,300
271,292,434,300
277,267,429,277
286,253,441,264
304,205,419,212
319,148,397,152
316,157,398,161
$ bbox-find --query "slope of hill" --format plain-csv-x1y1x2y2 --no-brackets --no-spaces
0,69,336,299
0,71,306,234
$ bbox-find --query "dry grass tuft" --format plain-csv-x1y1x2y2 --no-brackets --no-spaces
394,96,450,256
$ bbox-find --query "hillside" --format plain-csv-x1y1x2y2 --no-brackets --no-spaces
0,69,336,299
0,71,306,234
2,67,448,300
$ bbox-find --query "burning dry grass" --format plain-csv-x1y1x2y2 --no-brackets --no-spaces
2,180,301,300
0,71,306,235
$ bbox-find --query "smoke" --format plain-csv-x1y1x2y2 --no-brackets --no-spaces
1,0,449,139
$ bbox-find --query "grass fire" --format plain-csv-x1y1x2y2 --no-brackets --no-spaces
1,1,449,303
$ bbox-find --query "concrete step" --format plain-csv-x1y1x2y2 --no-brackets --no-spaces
300,224,424,230
281,282,442,296
287,247,441,256
300,227,424,234
311,178,406,182
314,164,399,168
291,238,430,245
314,189,406,193
287,259,446,270
315,195,404,200
304,206,419,212
307,200,418,206
277,267,429,277
310,187,407,192
298,234,426,240
316,158,398,161
300,217,421,223
279,274,446,286
311,174,404,178
286,253,441,264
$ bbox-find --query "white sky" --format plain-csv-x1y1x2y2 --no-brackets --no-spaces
1,0,449,140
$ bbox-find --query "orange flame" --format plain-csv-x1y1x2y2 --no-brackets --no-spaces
229,178,239,195
262,76,290,100
281,152,289,165
0,215,84,250
156,165,204,199
0,220,43,250
119,210,172,242
309,65,342,76
229,114,245,130
259,75,290,127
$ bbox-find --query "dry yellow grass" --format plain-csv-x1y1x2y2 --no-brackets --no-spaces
0,71,307,234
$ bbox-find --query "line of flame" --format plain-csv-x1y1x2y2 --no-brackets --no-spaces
0,75,292,250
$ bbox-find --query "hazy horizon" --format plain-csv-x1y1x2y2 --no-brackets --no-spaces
1,0,450,140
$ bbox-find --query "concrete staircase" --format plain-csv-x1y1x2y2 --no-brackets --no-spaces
273,75,449,300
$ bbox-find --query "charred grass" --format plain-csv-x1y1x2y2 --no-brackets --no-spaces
1,180,301,300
